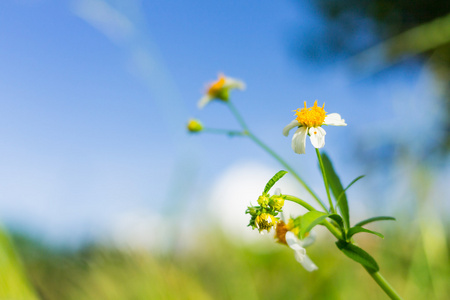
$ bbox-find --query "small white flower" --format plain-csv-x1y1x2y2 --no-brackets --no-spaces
283,101,346,154
198,74,246,108
285,231,318,272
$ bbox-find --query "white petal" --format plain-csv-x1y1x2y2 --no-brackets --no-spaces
224,77,246,90
282,120,301,136
299,231,316,248
291,126,307,154
197,95,212,109
323,113,347,126
285,232,305,252
274,188,281,196
293,248,306,263
299,254,318,272
309,127,326,149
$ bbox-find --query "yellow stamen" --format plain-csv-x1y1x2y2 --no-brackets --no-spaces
294,100,327,128
207,74,226,96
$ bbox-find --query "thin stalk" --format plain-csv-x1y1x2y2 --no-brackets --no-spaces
315,148,334,213
203,128,246,136
249,134,327,211
284,195,341,240
226,101,328,211
226,101,249,130
364,267,403,300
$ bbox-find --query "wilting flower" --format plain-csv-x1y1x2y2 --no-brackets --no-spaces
275,219,317,272
198,74,245,108
285,231,318,272
283,101,346,154
186,119,203,132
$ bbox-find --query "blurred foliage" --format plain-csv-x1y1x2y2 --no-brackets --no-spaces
302,0,450,61
295,0,450,153
0,228,38,300
7,224,450,300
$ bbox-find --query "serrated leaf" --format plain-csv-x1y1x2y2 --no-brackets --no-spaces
336,175,365,208
347,226,384,239
263,170,288,194
336,240,379,272
321,153,349,229
299,211,329,239
355,216,396,227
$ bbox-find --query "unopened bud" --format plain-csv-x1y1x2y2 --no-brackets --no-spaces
257,194,270,207
187,119,203,132
269,195,285,211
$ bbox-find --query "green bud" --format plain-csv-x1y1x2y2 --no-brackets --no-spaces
269,195,285,211
257,194,270,208
187,119,203,132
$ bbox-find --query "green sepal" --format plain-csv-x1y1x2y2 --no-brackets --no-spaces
355,216,396,227
299,211,329,239
215,88,229,101
263,170,288,194
336,240,380,272
320,153,349,230
347,226,384,239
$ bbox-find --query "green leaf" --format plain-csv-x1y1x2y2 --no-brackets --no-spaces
355,216,396,227
336,175,365,208
321,152,349,229
328,214,346,240
347,226,384,239
336,240,380,272
263,170,288,194
299,211,329,239
328,214,344,230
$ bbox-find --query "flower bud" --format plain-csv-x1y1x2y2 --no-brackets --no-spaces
269,195,285,211
257,194,270,207
255,213,277,232
187,119,203,132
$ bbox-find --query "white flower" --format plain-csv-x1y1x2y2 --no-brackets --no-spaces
285,231,318,272
198,74,245,109
283,101,346,154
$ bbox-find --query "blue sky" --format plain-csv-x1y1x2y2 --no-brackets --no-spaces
0,0,447,244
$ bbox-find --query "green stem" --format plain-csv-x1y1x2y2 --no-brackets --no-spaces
315,148,334,213
225,101,328,211
249,134,327,211
284,195,341,240
226,101,249,131
364,267,403,300
286,195,401,299
203,128,246,136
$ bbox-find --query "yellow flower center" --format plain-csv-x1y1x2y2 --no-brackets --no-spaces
294,100,326,128
256,213,276,232
207,75,226,96
275,219,300,245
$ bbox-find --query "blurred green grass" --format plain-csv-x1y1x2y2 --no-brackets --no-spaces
2,221,449,300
